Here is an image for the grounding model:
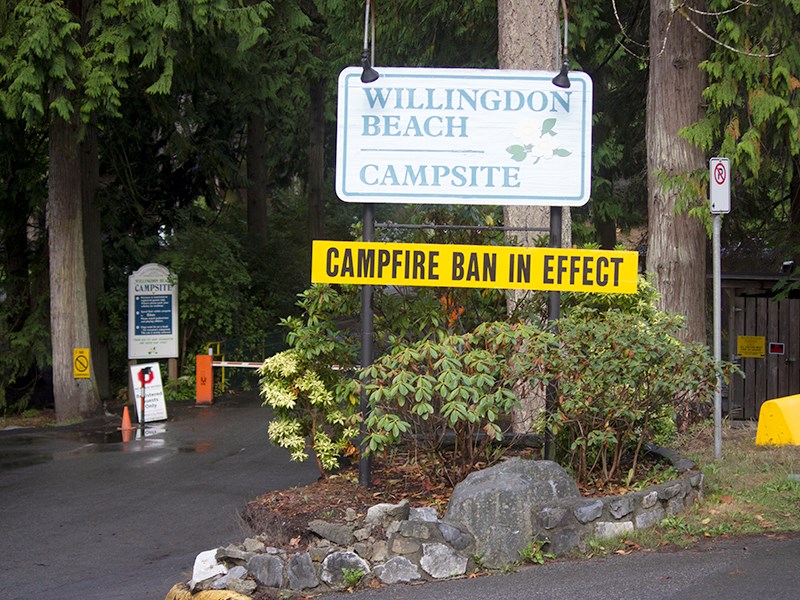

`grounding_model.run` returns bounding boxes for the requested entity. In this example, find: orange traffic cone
[118,406,134,442]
